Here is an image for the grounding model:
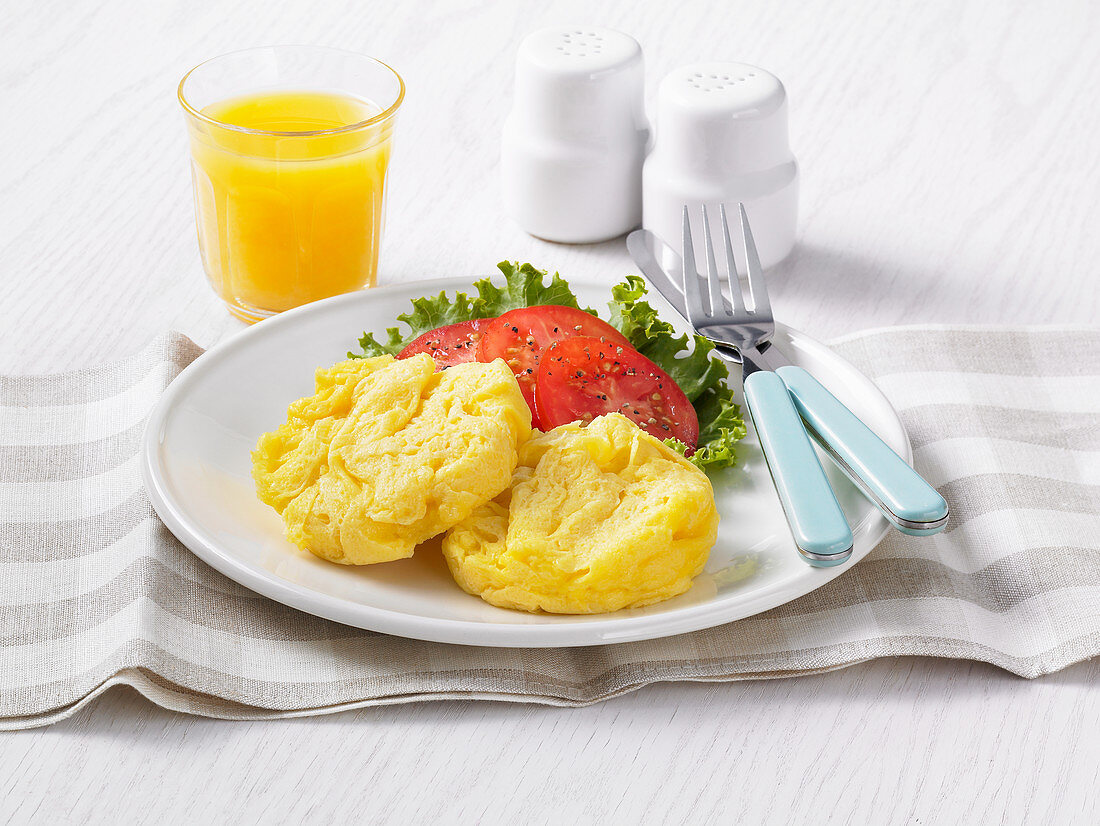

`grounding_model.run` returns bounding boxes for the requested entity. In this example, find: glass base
[219,285,373,323]
[223,298,279,325]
